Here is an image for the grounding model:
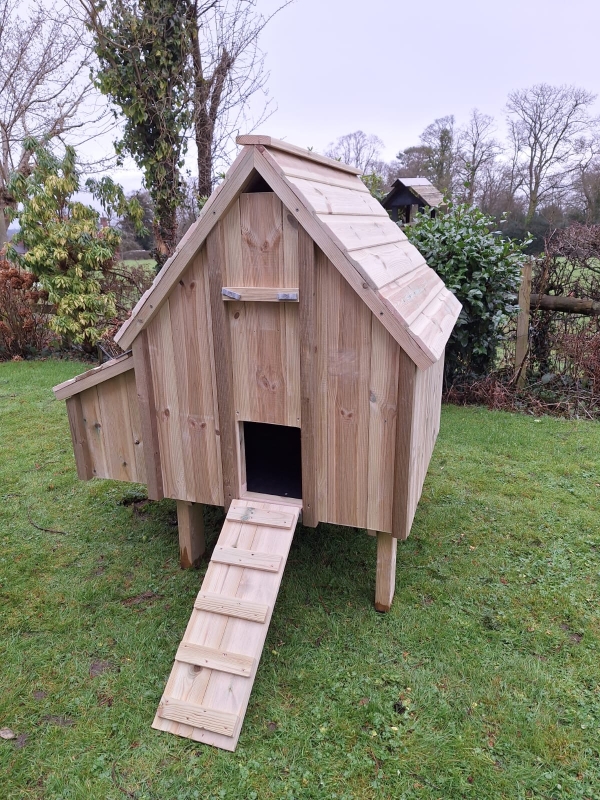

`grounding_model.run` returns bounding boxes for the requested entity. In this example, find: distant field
[120,258,156,271]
